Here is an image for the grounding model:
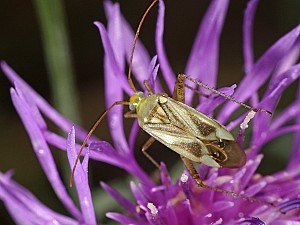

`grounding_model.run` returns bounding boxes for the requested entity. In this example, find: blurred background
[0,0,299,224]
